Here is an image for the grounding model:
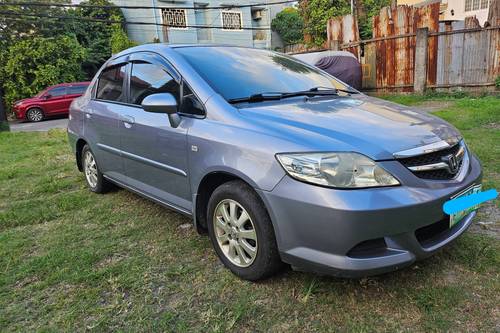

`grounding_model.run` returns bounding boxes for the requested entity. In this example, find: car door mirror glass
[141,93,178,114]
